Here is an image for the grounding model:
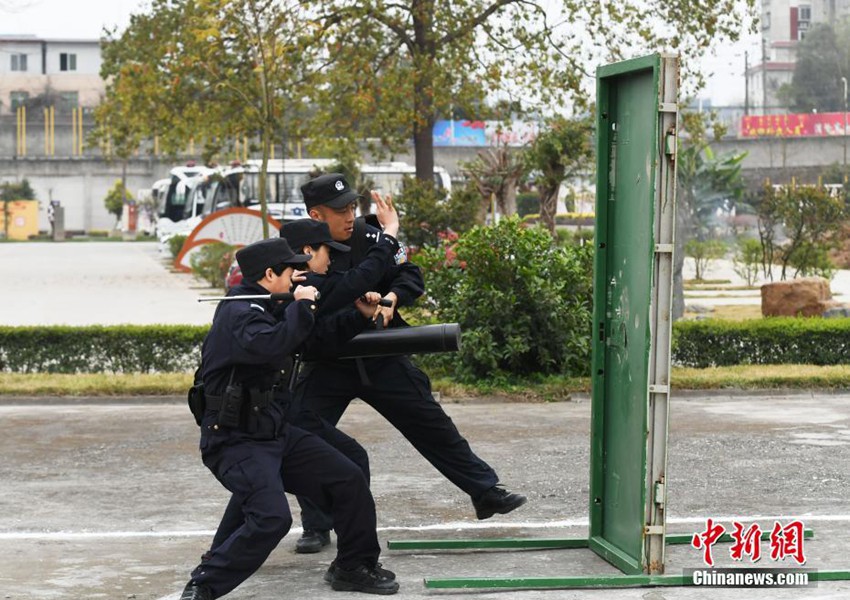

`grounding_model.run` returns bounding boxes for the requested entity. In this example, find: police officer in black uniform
[289,173,527,554]
[180,237,398,600]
